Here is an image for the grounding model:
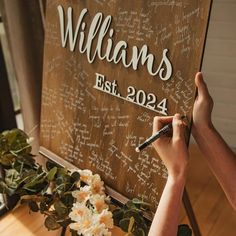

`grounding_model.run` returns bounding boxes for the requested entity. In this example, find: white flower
[86,223,112,236]
[91,174,105,195]
[97,209,114,229]
[70,217,94,235]
[79,169,93,185]
[69,169,114,235]
[69,222,80,231]
[90,194,108,213]
[72,185,91,203]
[69,202,91,222]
